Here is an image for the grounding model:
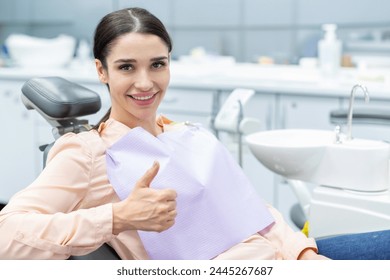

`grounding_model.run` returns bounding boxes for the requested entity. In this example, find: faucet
[346,84,370,140]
